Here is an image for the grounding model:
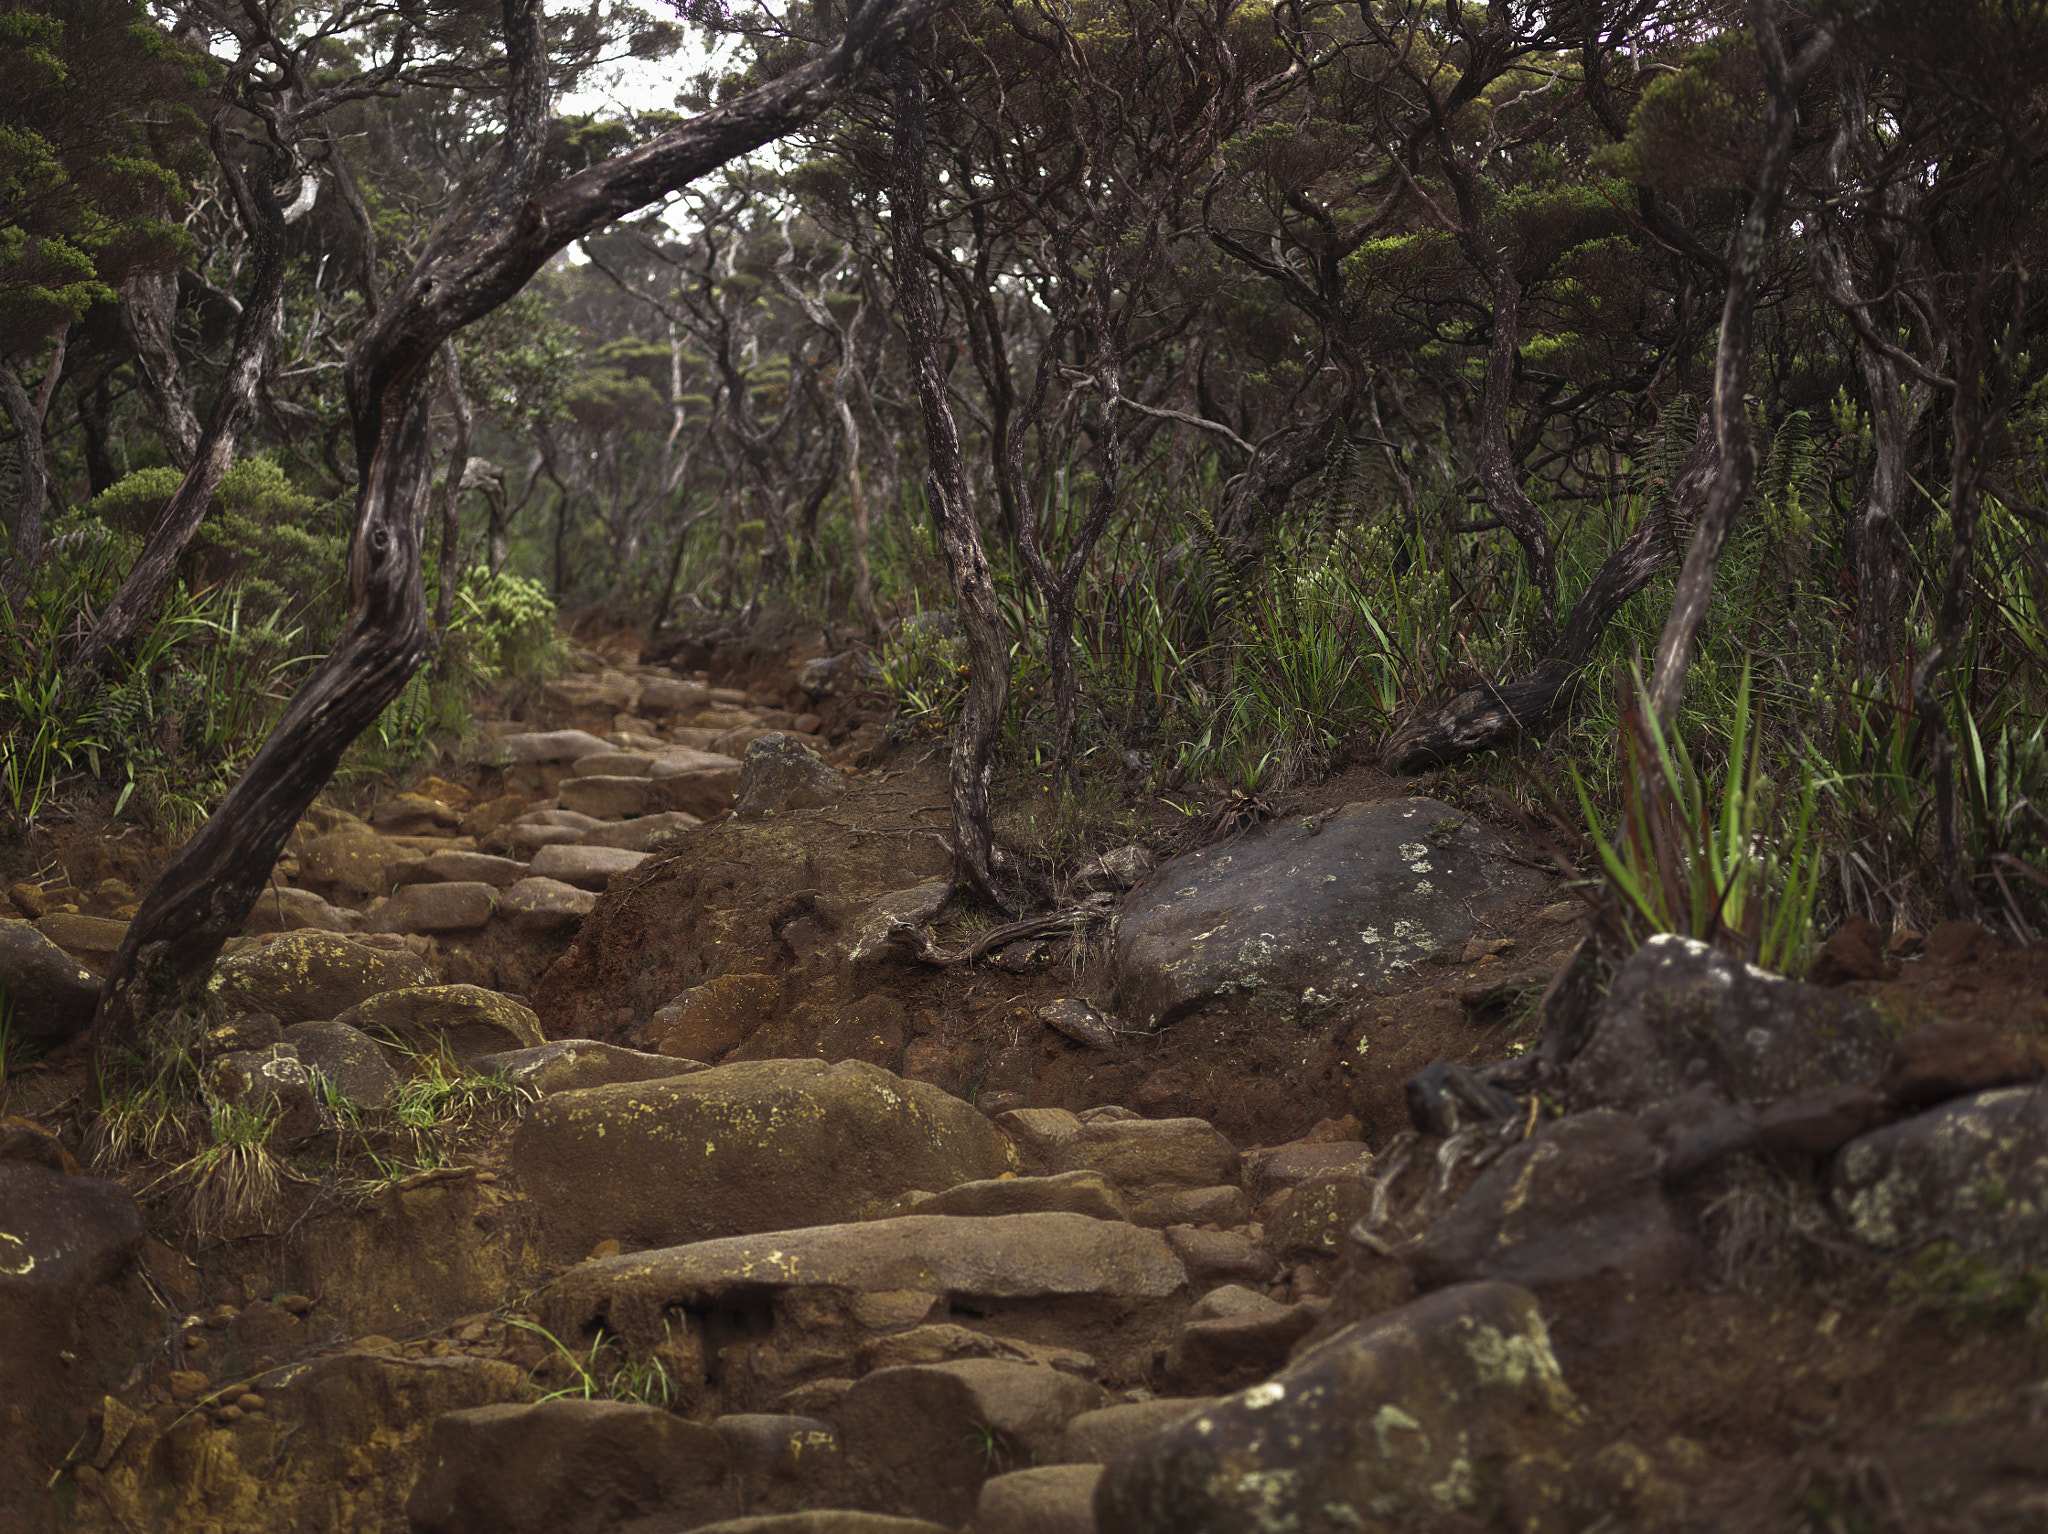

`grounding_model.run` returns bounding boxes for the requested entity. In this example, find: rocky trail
[6,629,2048,1533]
